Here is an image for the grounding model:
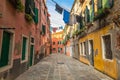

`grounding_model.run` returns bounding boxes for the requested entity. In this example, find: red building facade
[0,0,51,80]
[52,31,64,54]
